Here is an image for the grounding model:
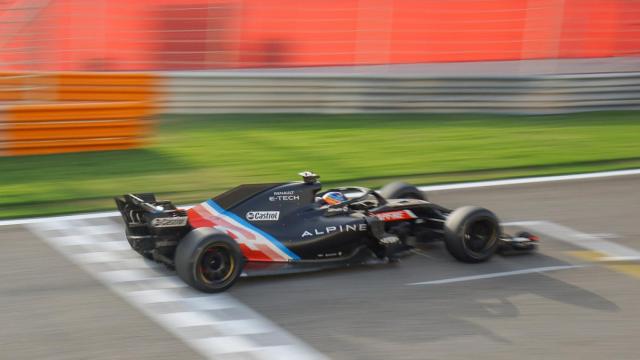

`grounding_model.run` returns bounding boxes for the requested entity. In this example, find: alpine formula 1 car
[115,172,537,292]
